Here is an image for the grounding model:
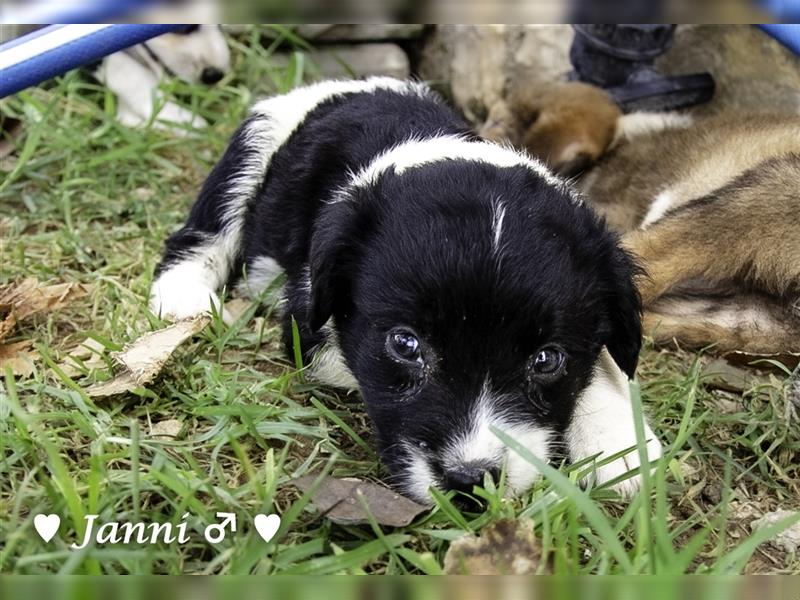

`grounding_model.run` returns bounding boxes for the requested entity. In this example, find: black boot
[569,24,715,112]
